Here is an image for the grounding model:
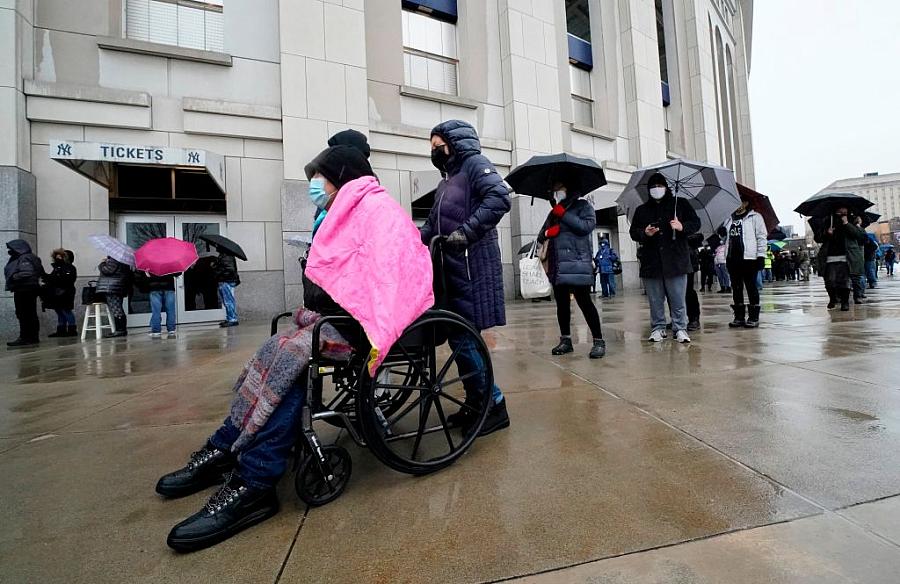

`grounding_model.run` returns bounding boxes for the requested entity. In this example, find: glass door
[175,216,227,324]
[118,215,174,328]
